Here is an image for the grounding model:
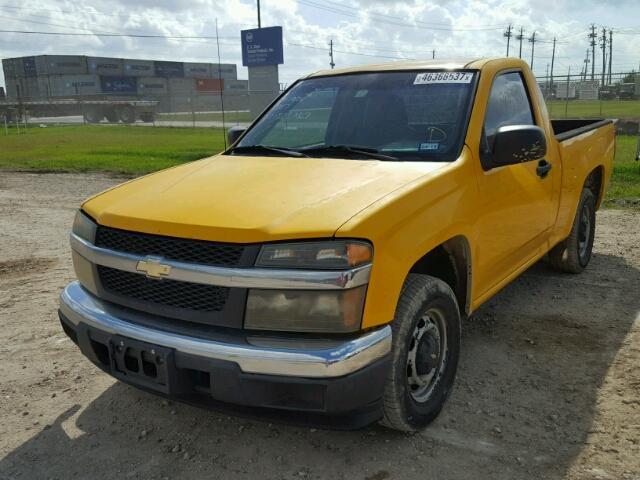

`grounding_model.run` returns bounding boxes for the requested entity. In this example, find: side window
[484,72,535,139]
